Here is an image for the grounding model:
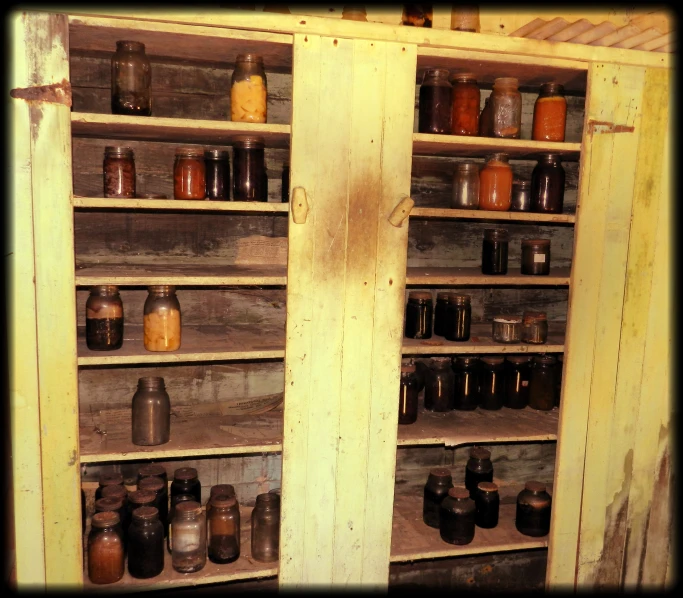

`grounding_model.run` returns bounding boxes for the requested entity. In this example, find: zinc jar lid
[236,53,263,63]
[534,354,558,365]
[210,484,236,498]
[540,82,564,95]
[91,511,120,528]
[448,486,471,500]
[138,477,164,493]
[128,490,156,505]
[523,311,547,324]
[132,506,159,522]
[175,146,204,157]
[232,135,265,149]
[204,149,230,160]
[137,376,165,389]
[477,481,498,493]
[481,356,504,366]
[525,480,547,493]
[174,467,198,481]
[408,291,432,302]
[99,472,124,487]
[139,463,167,479]
[95,497,124,512]
[470,447,491,460]
[429,467,452,480]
